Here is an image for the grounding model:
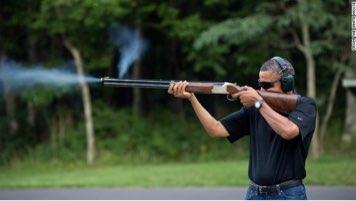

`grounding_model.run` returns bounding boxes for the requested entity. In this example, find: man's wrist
[188,94,195,102]
[254,98,264,110]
